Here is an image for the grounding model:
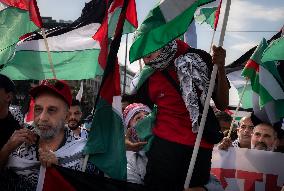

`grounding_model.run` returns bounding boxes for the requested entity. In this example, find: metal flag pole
[123,34,129,94]
[184,0,231,189]
[41,28,57,79]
